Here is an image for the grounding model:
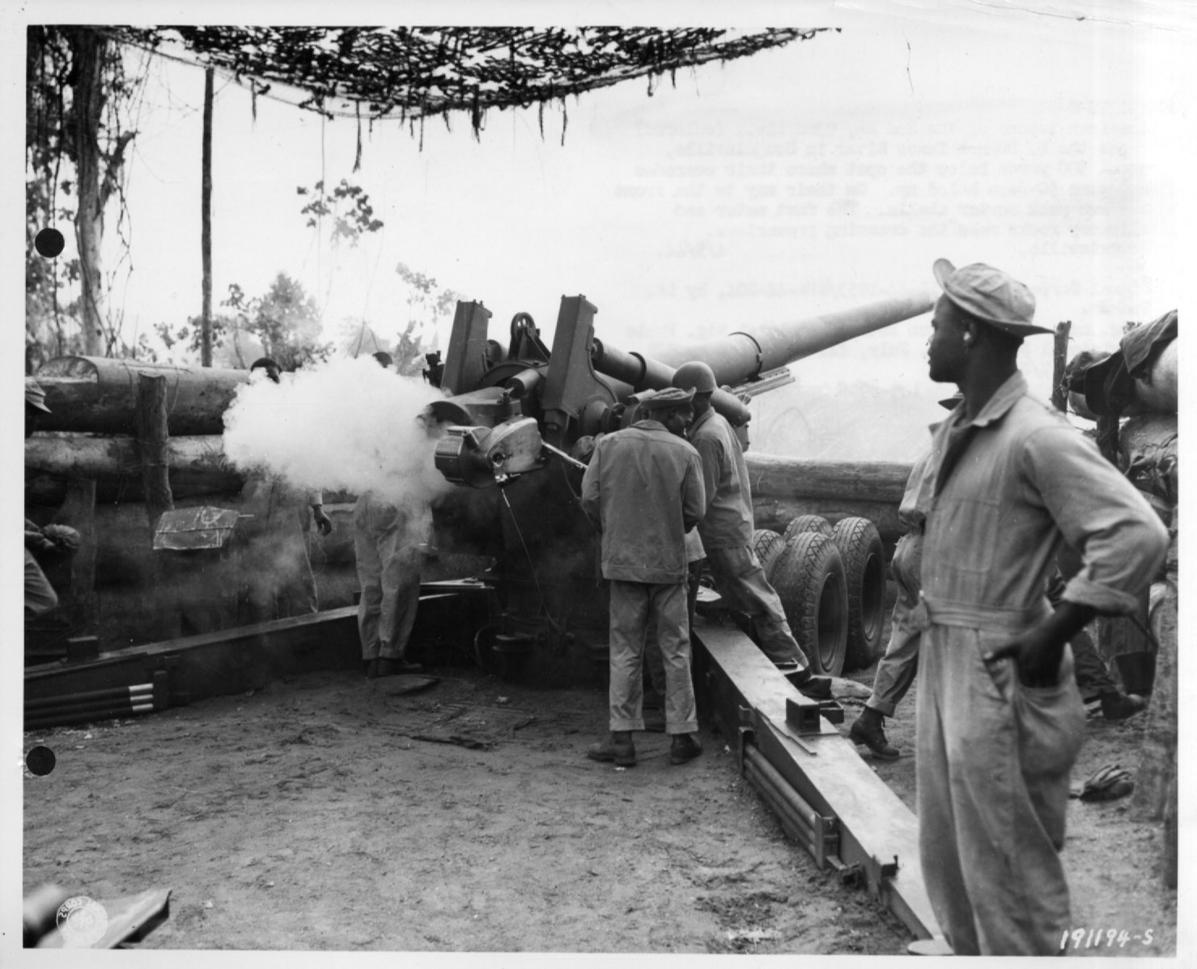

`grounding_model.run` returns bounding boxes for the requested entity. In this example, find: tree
[26,26,144,366]
[151,274,332,370]
[223,275,333,370]
[393,261,463,373]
